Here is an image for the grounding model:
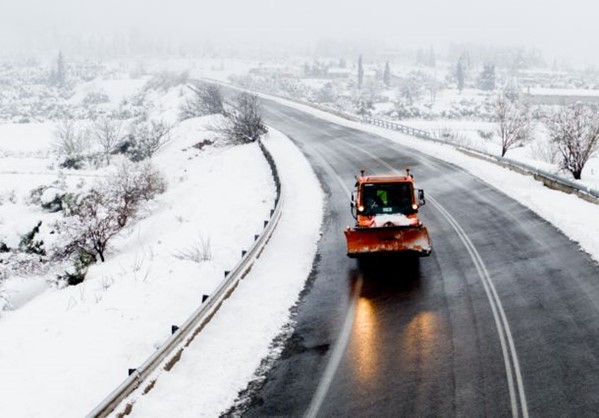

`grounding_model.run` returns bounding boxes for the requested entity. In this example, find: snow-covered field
[0,129,276,418]
[2,59,598,418]
[125,128,323,417]
[0,74,287,417]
